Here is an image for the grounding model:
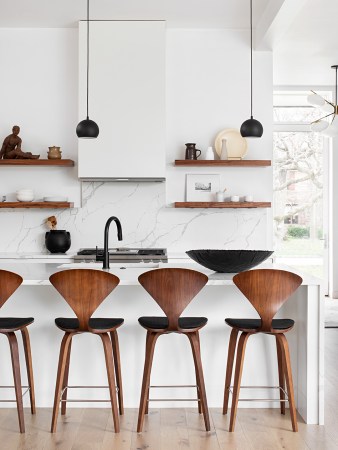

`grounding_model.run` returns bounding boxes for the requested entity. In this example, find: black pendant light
[76,0,99,138]
[240,0,263,138]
